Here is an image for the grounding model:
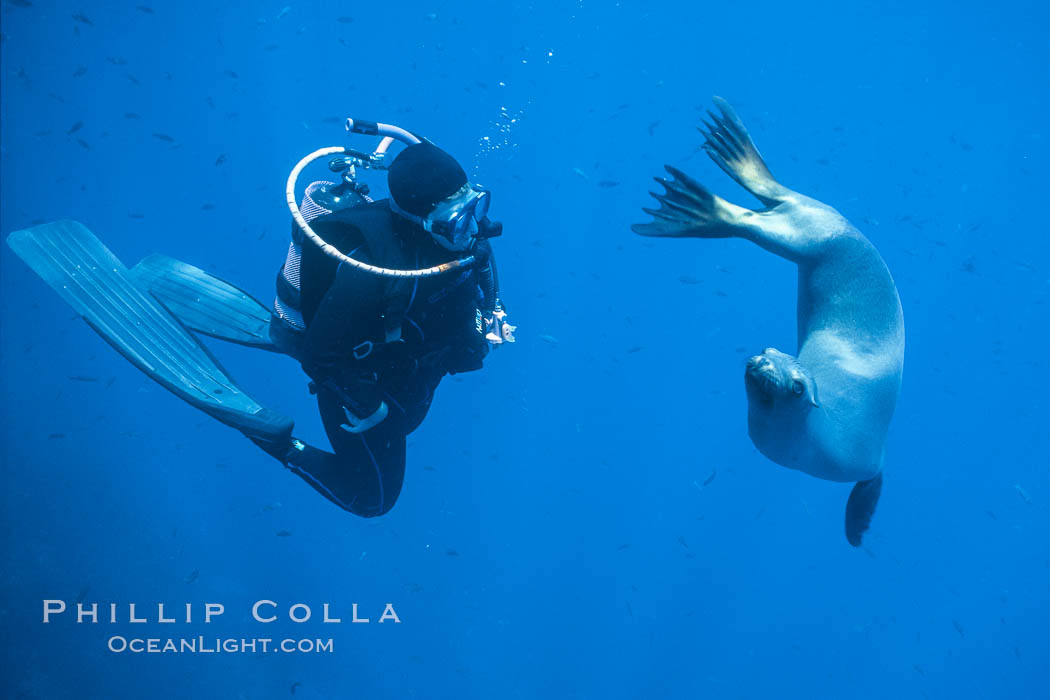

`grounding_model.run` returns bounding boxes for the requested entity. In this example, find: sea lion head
[744,347,820,409]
